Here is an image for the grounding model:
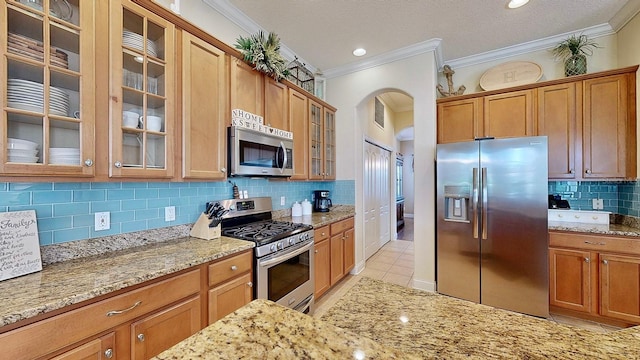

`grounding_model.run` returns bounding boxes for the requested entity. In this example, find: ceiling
[205,0,640,141]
